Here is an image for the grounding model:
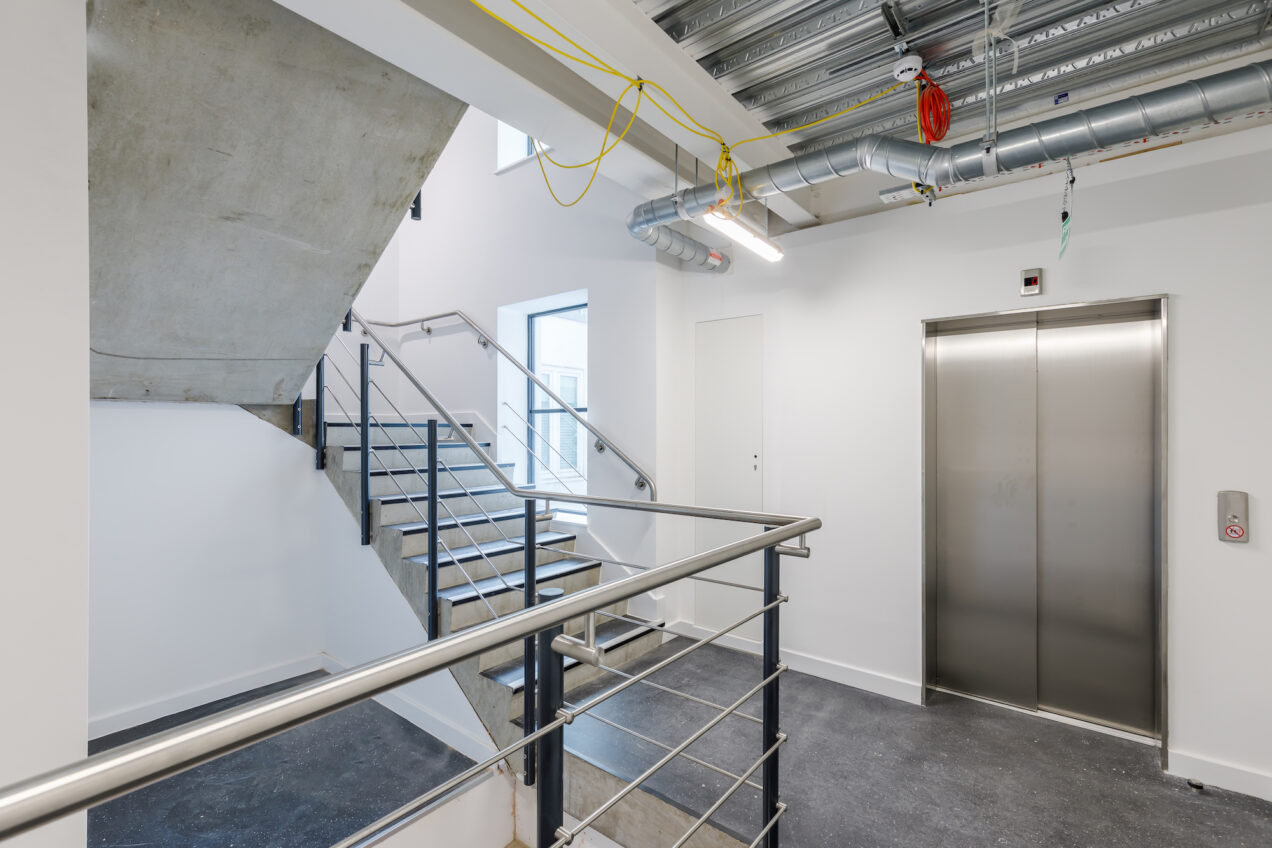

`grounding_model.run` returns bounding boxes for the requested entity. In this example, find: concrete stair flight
[314,417,742,847]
